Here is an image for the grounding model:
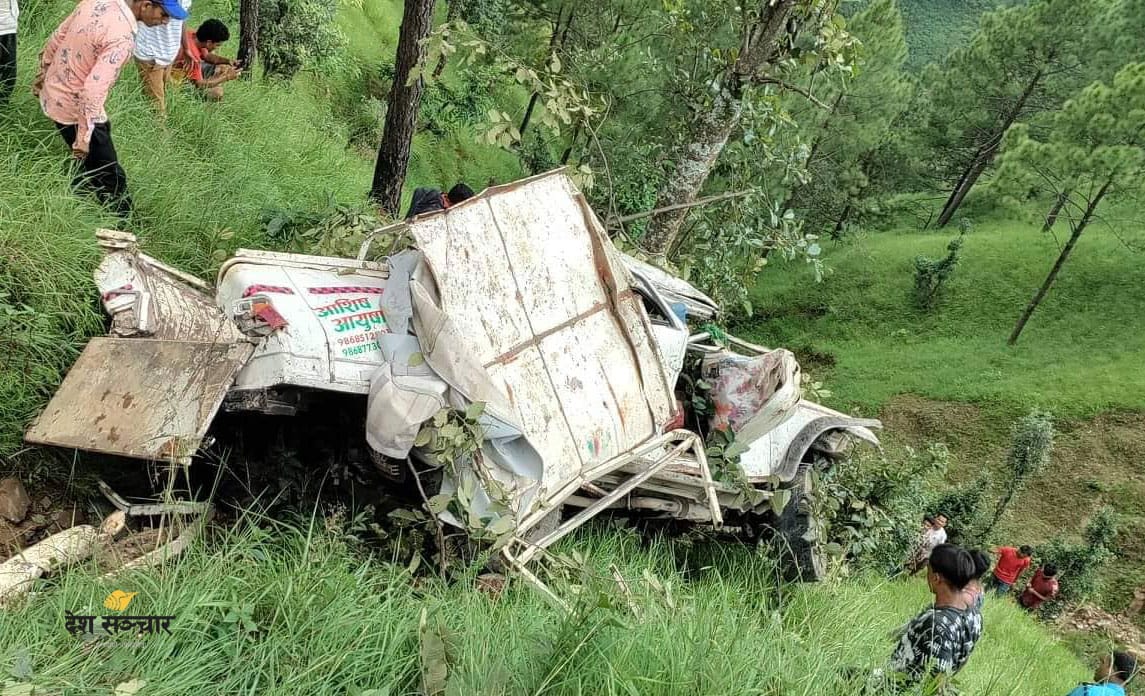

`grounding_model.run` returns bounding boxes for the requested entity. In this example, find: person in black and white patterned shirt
[888,544,984,692]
